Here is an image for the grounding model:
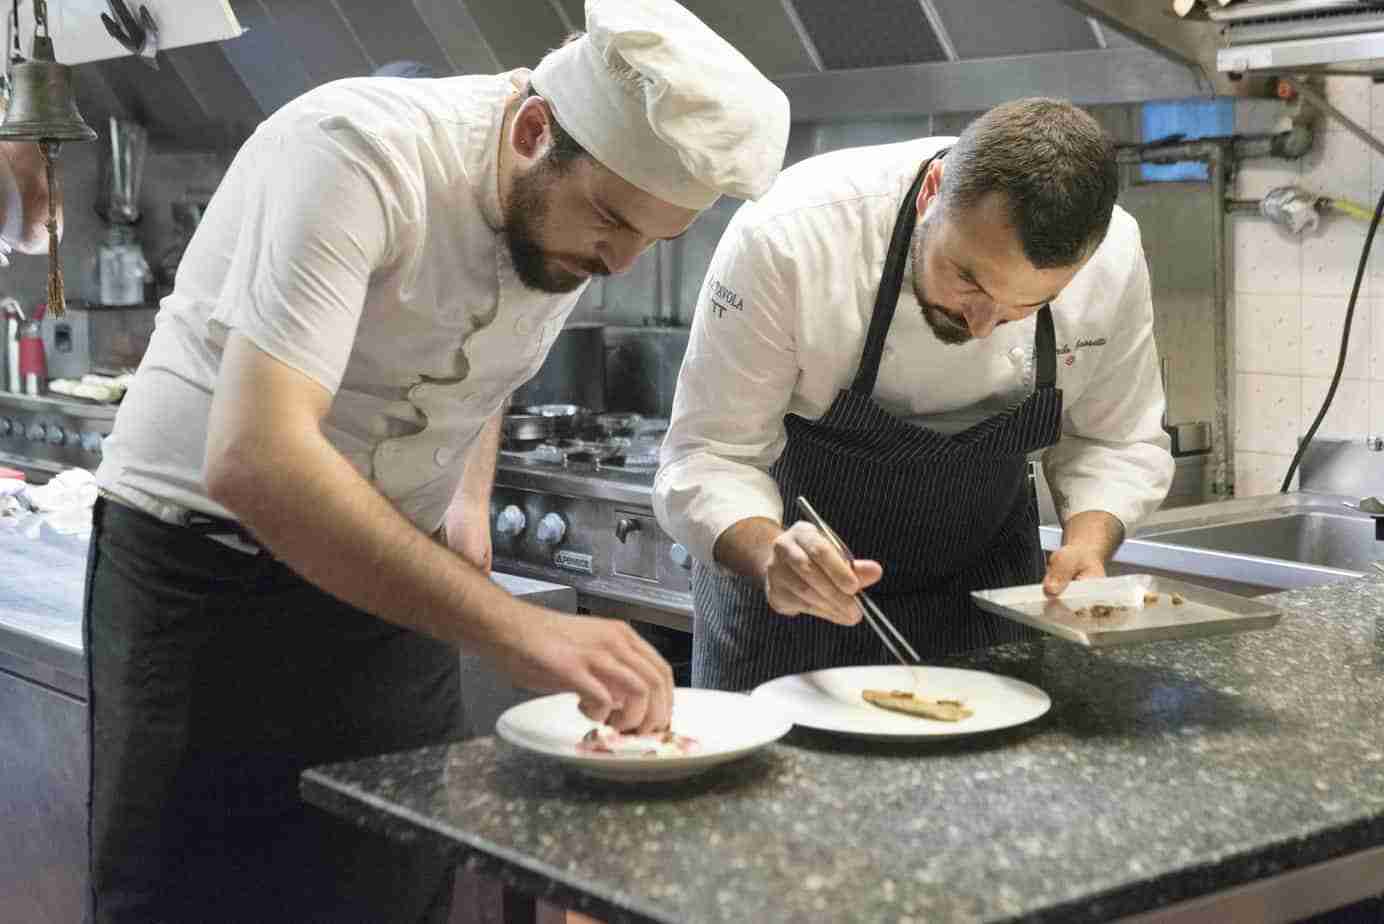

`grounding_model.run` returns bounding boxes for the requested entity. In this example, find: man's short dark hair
[939,98,1119,269]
